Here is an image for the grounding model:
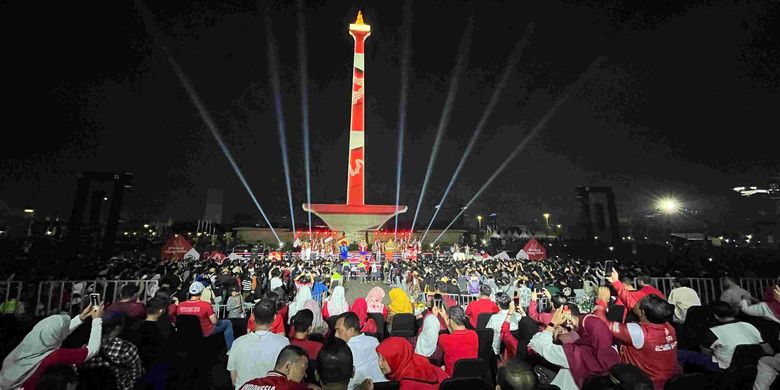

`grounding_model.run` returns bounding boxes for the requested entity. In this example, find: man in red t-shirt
[435,305,479,375]
[239,345,310,390]
[608,270,666,310]
[176,281,235,351]
[465,284,499,328]
[289,308,322,360]
[594,287,680,390]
